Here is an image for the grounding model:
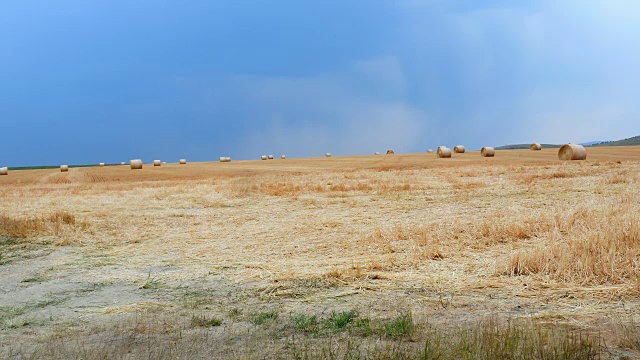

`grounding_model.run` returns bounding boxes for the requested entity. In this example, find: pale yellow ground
[1,147,639,350]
